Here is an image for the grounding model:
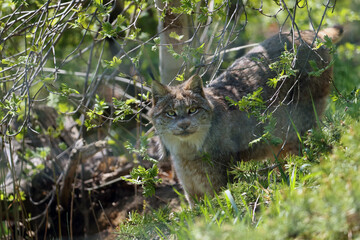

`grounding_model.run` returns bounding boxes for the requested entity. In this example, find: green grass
[116,115,360,240]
